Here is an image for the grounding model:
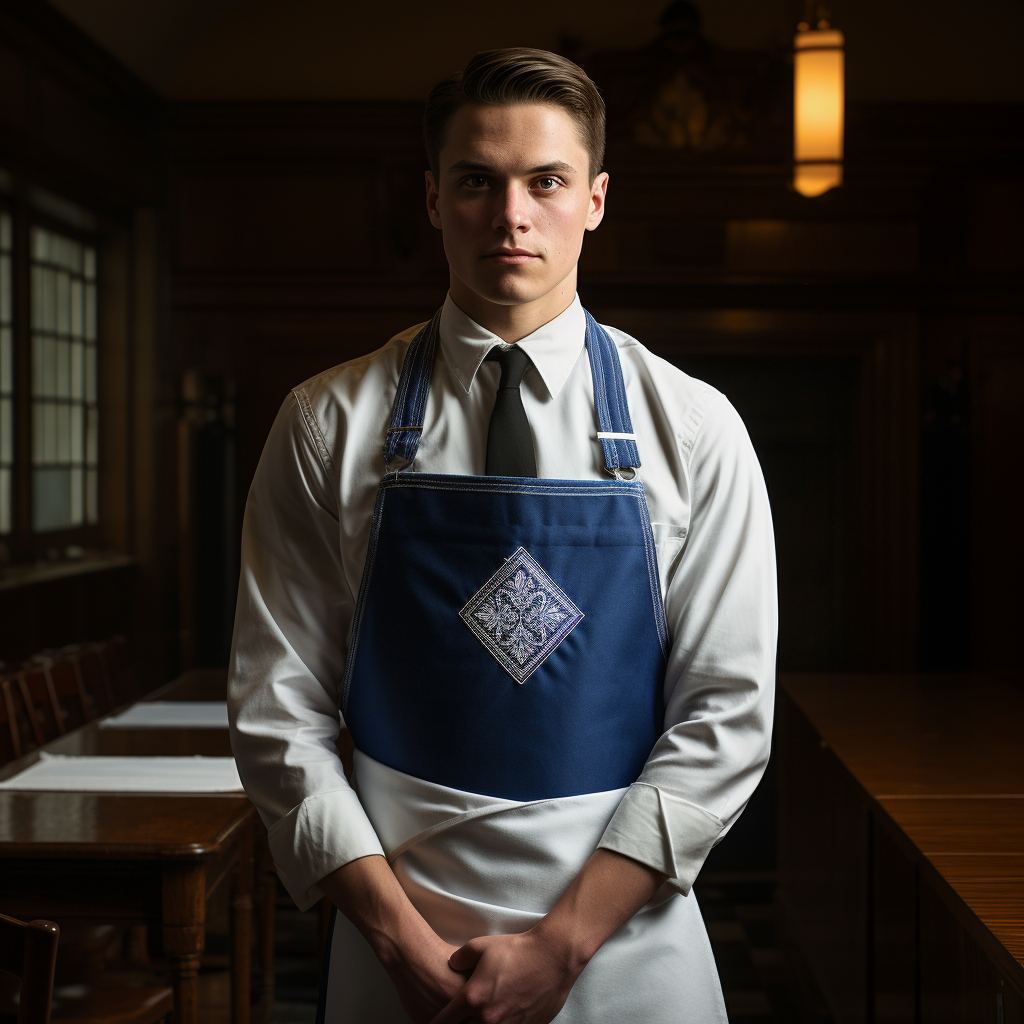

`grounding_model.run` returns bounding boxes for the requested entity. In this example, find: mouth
[484,248,540,264]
